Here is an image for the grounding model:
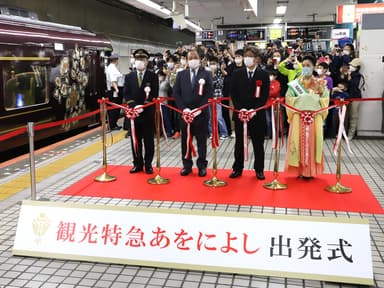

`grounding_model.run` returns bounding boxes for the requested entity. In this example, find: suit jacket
[230,66,270,111]
[123,69,159,121]
[173,67,213,112]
